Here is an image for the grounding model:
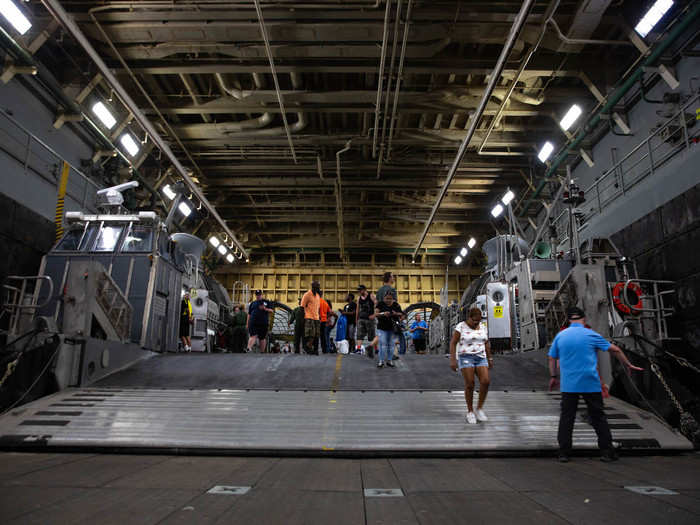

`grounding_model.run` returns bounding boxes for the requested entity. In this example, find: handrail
[553,92,699,246]
[1,110,100,191]
[3,276,54,309]
[586,92,699,199]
